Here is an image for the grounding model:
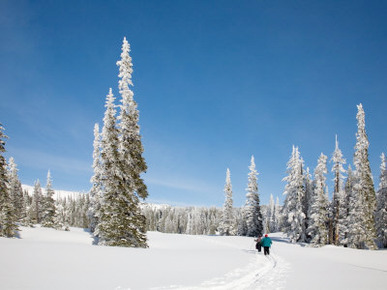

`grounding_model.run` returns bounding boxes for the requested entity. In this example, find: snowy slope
[1,227,386,290]
[22,184,84,200]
